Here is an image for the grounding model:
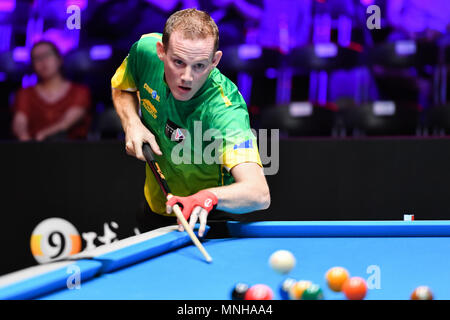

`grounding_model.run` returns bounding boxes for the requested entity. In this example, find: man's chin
[172,90,194,101]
